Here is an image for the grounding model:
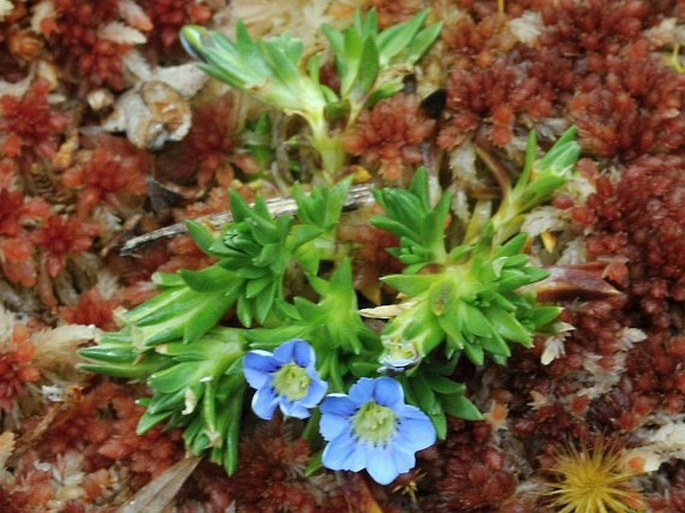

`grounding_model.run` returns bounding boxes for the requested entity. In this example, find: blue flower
[319,377,436,485]
[243,339,327,420]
